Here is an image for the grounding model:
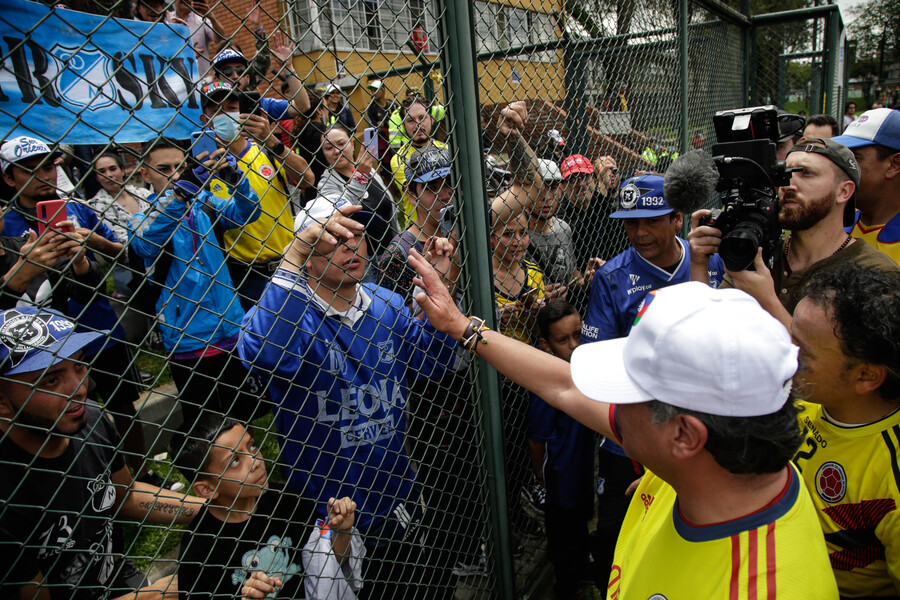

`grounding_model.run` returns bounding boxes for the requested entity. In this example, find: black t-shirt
[0,403,126,600]
[178,489,318,599]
